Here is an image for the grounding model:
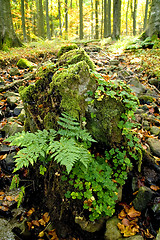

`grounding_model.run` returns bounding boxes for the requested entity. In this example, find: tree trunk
[101,0,104,39]
[65,0,68,39]
[143,0,149,30]
[103,0,107,38]
[79,0,83,39]
[95,0,99,39]
[58,0,62,36]
[107,0,111,36]
[46,0,51,40]
[143,0,160,38]
[91,0,94,38]
[0,0,22,50]
[113,0,121,40]
[21,0,27,42]
[133,0,137,36]
[126,0,129,35]
[38,0,45,38]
